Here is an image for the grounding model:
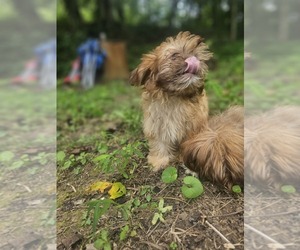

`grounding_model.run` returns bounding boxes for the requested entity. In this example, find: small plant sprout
[57,151,66,162]
[169,241,178,250]
[94,229,111,250]
[232,185,242,193]
[86,199,114,233]
[151,198,172,225]
[181,176,204,199]
[161,166,178,184]
[119,225,130,241]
